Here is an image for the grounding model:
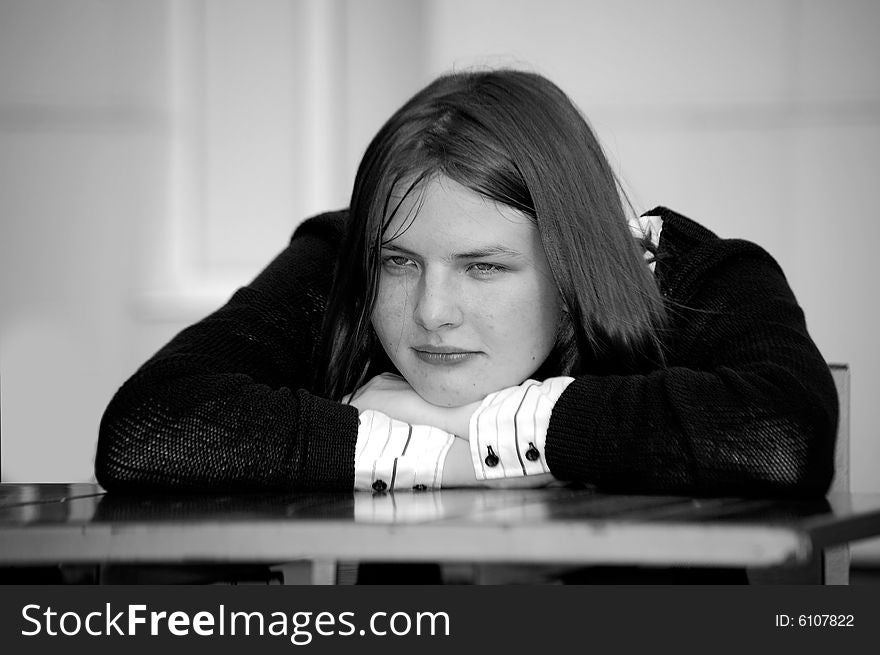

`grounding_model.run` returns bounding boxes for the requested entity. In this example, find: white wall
[1,0,878,559]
